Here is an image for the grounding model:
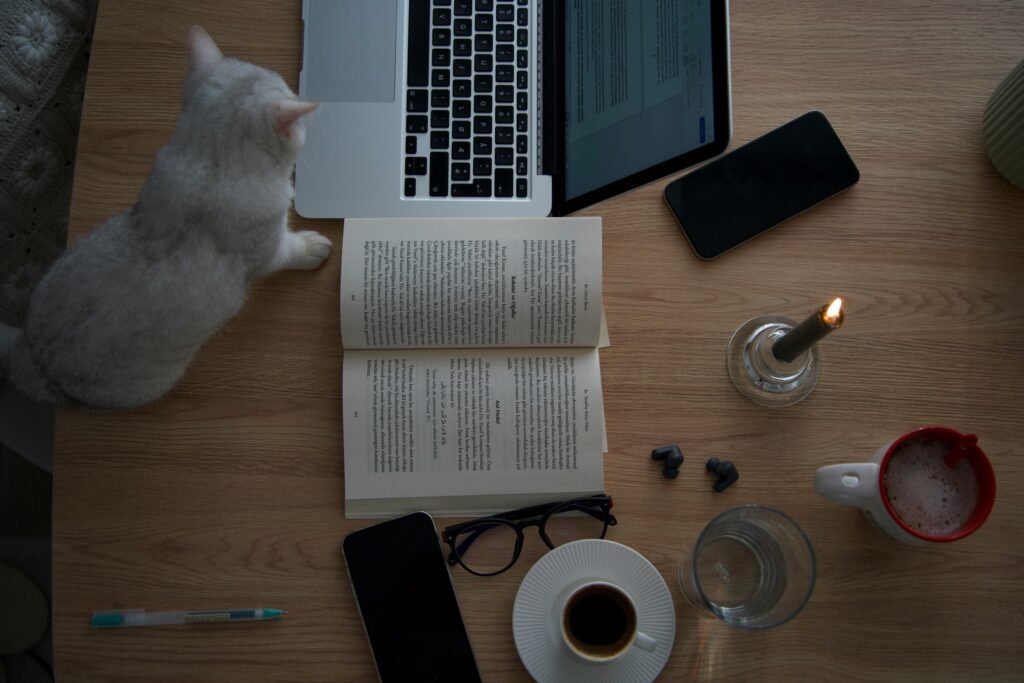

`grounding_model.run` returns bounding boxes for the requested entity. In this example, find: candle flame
[823,297,843,325]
